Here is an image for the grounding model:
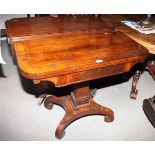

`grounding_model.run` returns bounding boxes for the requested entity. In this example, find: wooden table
[114,15,155,126]
[115,16,155,97]
[5,15,149,139]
